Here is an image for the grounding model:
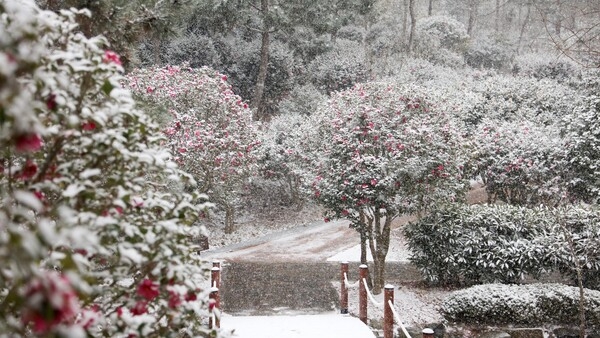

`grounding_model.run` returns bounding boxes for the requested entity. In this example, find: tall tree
[306,83,468,294]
